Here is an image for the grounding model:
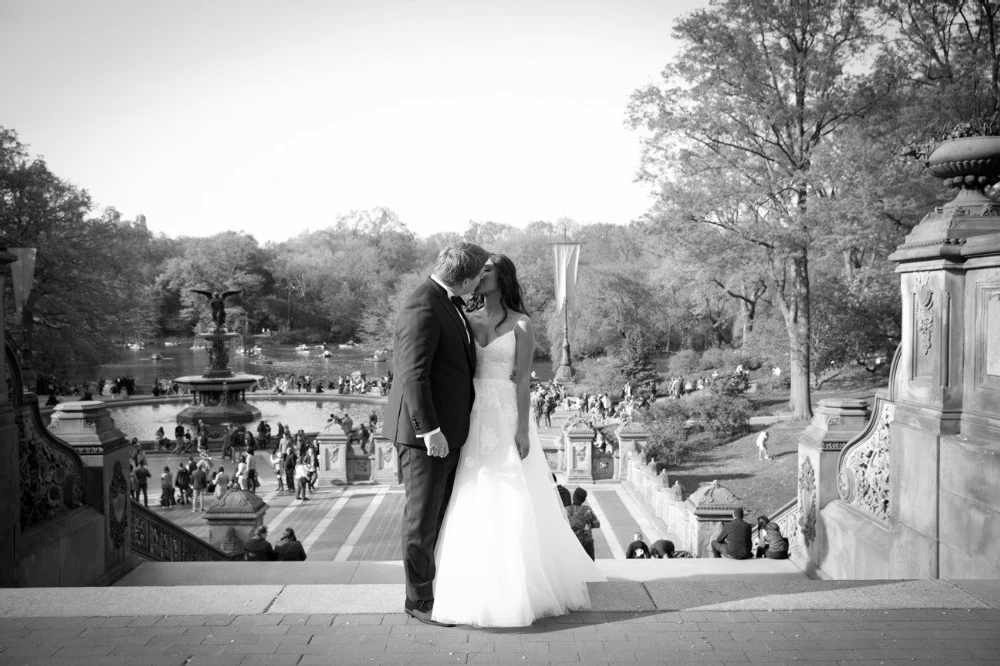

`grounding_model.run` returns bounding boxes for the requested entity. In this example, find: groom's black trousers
[397,443,461,602]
